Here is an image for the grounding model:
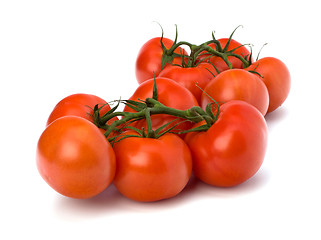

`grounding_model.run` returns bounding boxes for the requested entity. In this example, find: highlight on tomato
[245,57,291,113]
[37,116,116,199]
[158,62,216,103]
[46,93,118,126]
[185,100,268,187]
[112,131,193,202]
[135,37,187,84]
[201,69,269,116]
